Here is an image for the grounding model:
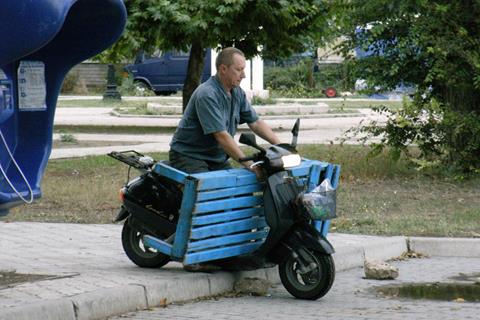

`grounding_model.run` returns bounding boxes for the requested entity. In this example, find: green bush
[346,99,480,174]
[265,59,354,98]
